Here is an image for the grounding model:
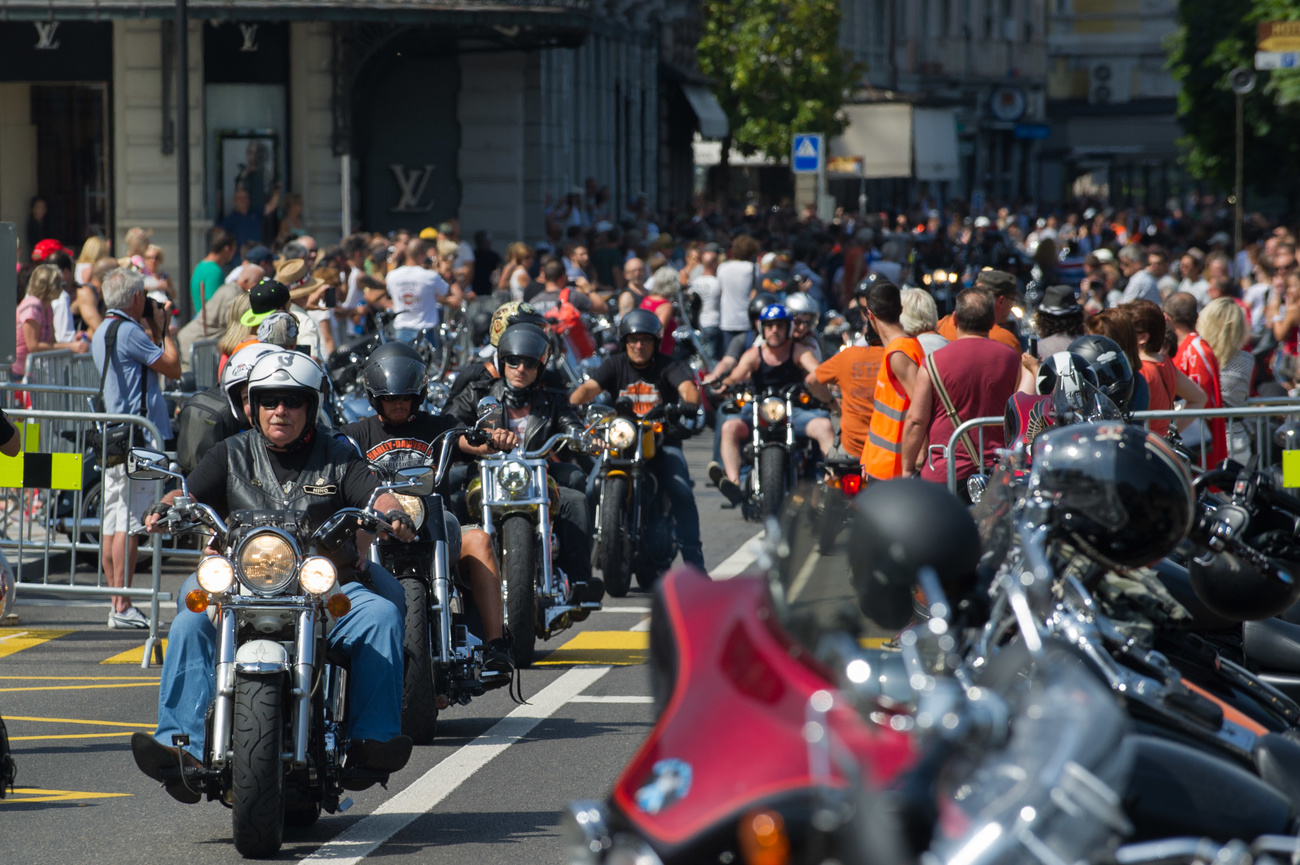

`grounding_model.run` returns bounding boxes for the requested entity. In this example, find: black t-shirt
[471,247,502,296]
[186,433,378,520]
[341,412,459,471]
[592,353,691,414]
